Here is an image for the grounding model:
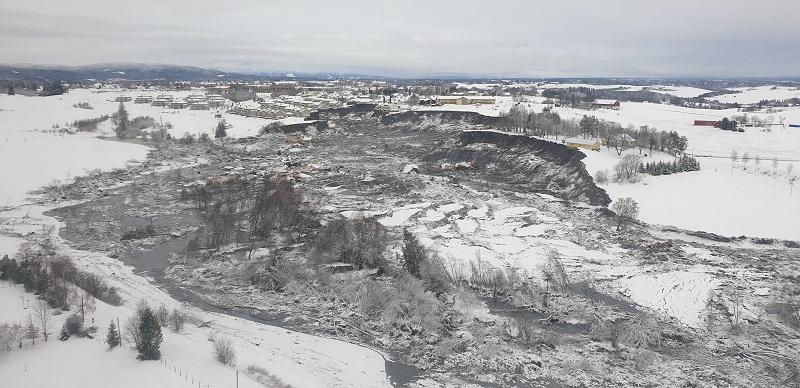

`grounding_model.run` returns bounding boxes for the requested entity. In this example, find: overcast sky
[1,0,798,77]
